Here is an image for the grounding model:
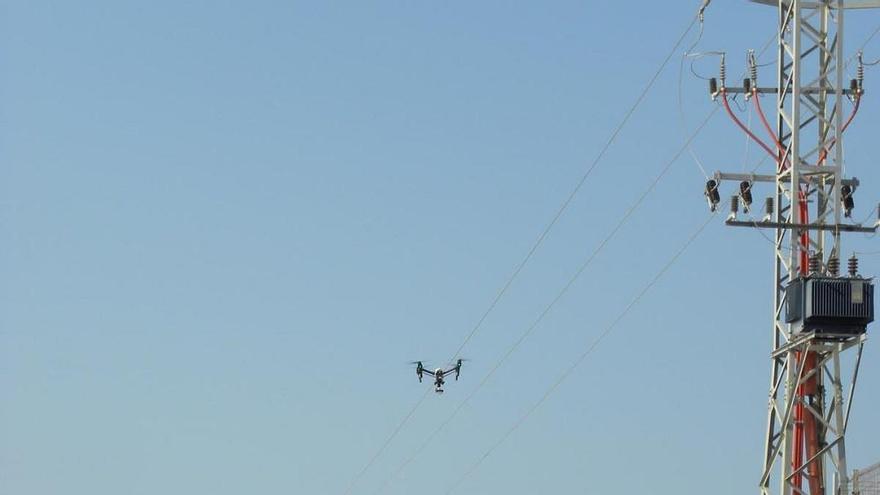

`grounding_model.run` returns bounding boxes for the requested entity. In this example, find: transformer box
[785,276,874,335]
